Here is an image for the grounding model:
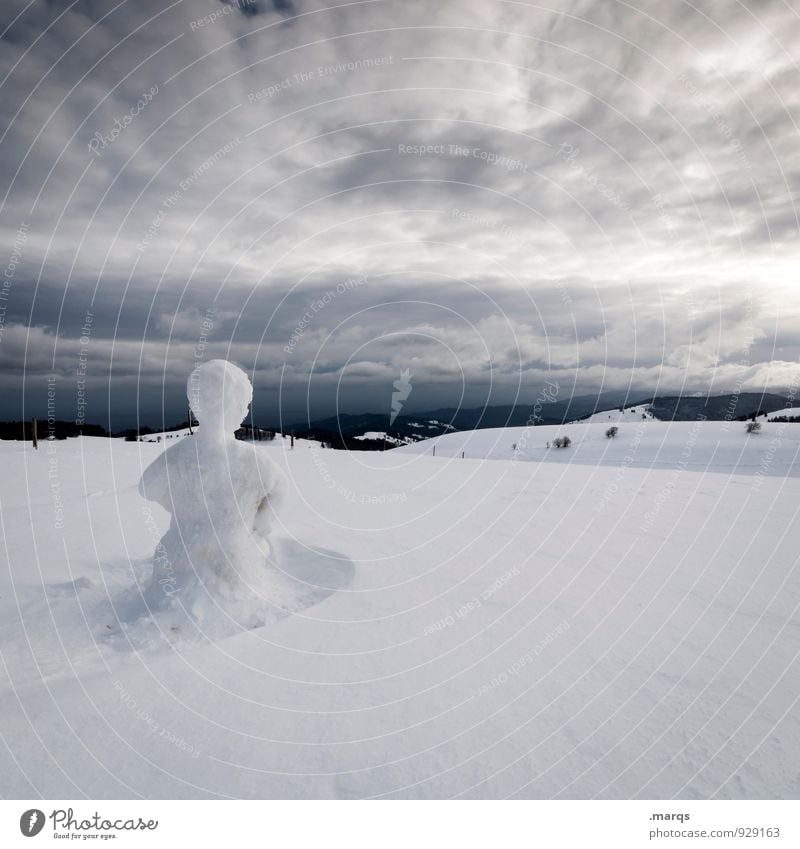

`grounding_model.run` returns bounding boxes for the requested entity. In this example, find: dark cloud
[0,0,797,427]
